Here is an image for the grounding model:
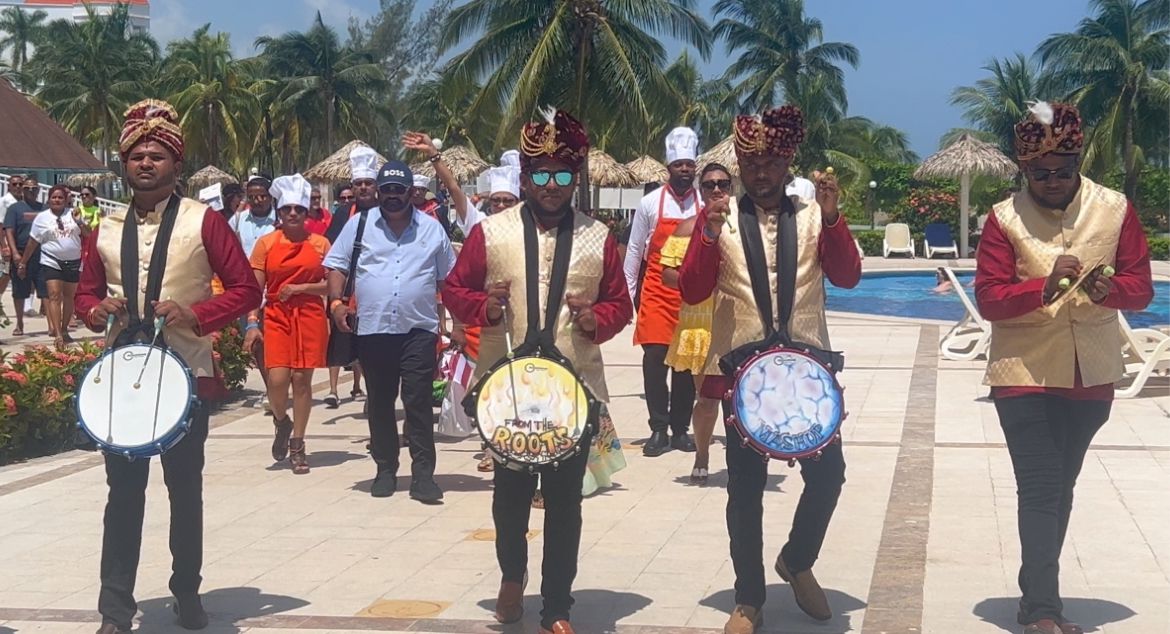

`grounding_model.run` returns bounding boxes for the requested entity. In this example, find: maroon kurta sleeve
[1099,202,1154,311]
[589,234,633,344]
[818,214,861,288]
[75,229,107,327]
[442,224,492,326]
[679,207,721,305]
[190,210,262,336]
[975,212,1047,321]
